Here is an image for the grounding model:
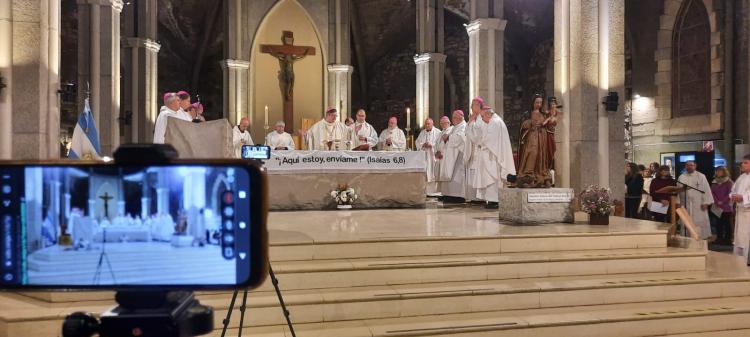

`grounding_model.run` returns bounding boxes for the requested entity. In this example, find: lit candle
[406,107,411,129]
[264,105,269,127]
